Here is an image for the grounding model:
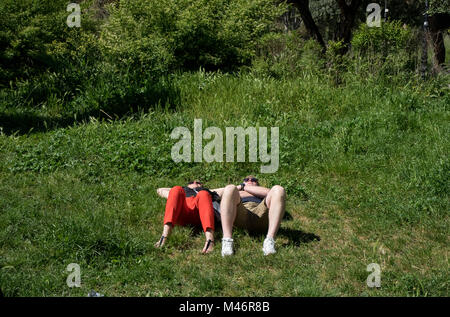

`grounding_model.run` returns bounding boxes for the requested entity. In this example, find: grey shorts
[234,198,269,233]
